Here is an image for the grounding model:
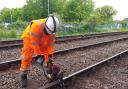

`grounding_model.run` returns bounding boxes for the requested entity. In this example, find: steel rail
[0,36,128,71]
[39,47,128,89]
[0,31,128,48]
